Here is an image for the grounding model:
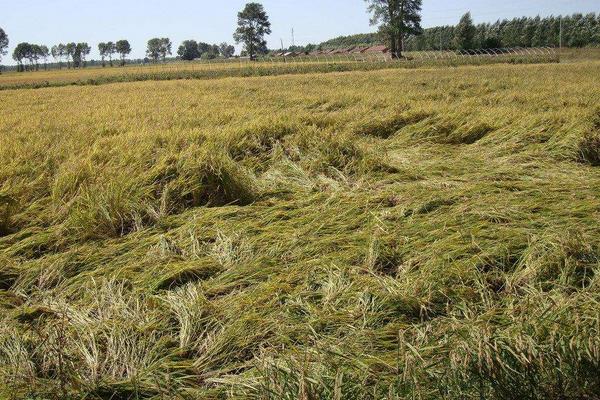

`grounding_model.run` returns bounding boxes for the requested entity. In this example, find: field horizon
[0,48,564,91]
